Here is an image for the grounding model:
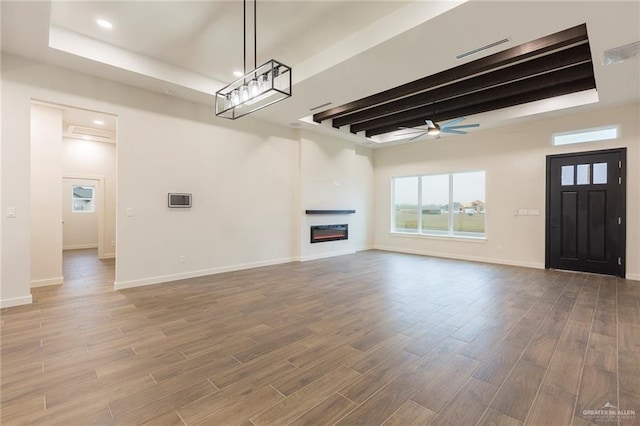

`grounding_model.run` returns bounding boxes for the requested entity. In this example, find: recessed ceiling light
[96,19,113,29]
[233,70,244,77]
[93,119,104,126]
